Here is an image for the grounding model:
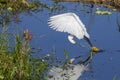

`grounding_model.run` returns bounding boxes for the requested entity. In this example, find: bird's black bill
[84,36,93,47]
